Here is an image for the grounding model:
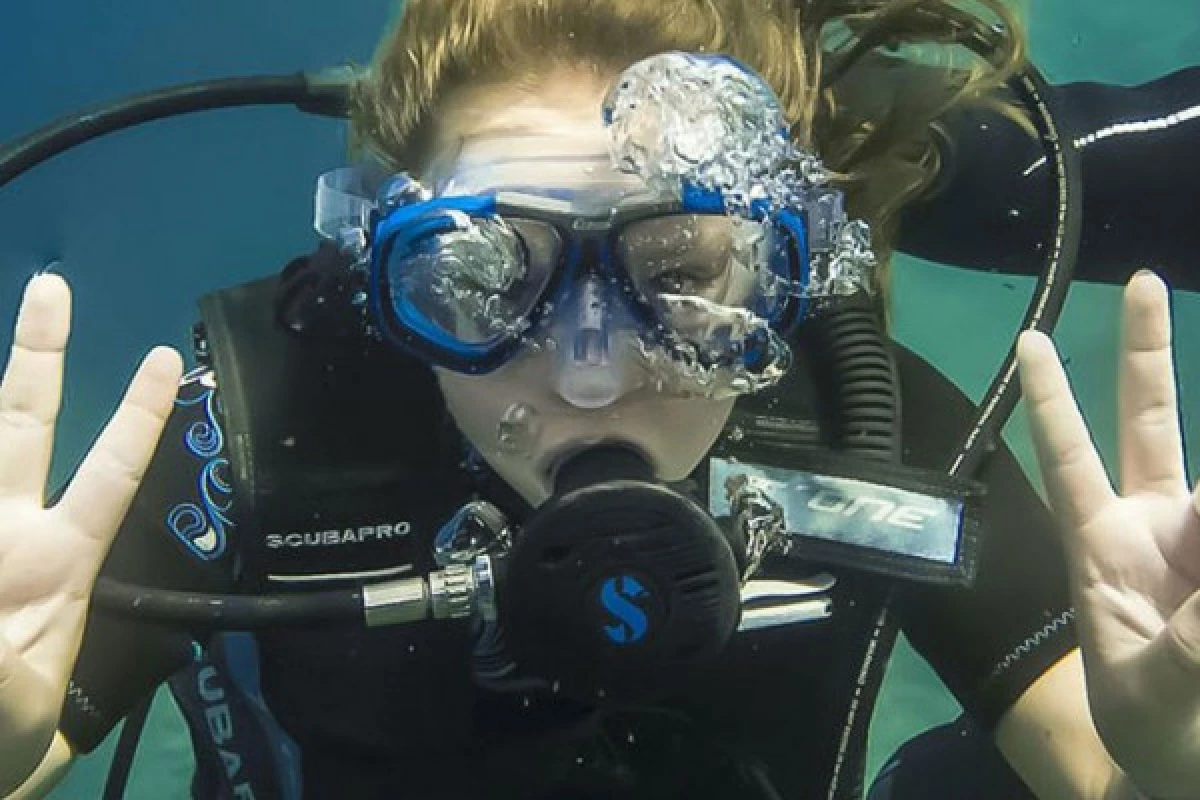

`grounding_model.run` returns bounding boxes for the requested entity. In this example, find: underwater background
[0,0,1196,796]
